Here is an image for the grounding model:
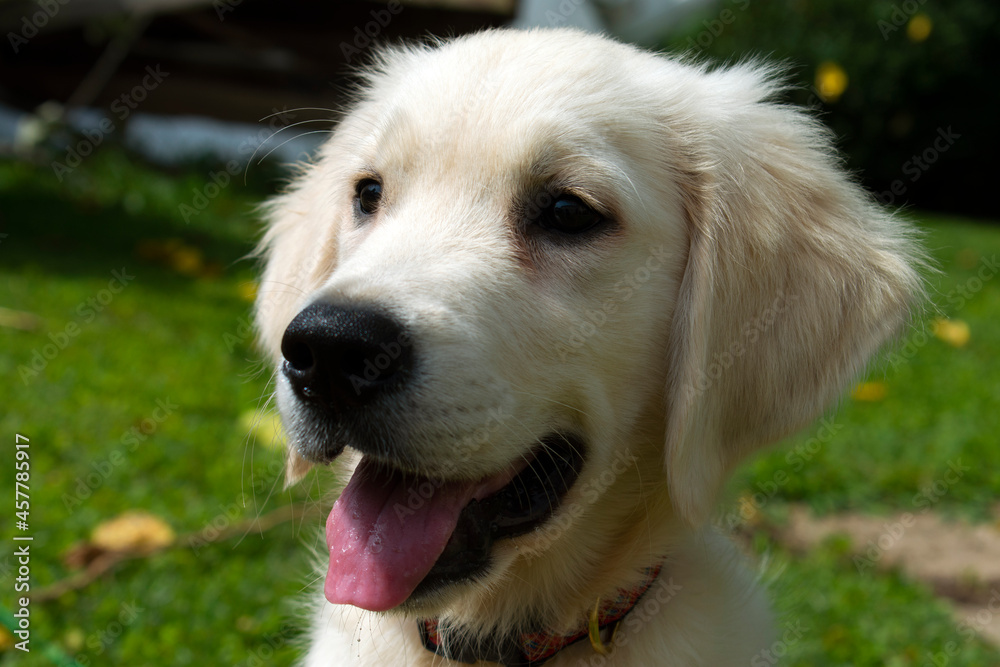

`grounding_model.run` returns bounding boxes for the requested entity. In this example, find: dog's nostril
[283,340,315,372]
[280,303,412,408]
